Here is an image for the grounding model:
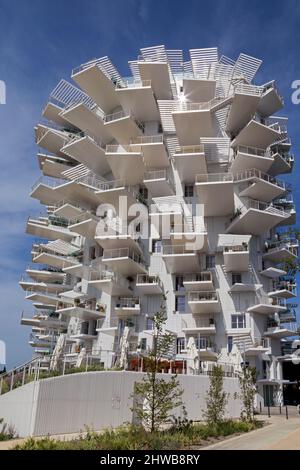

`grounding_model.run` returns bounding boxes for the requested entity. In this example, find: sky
[0,0,300,369]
